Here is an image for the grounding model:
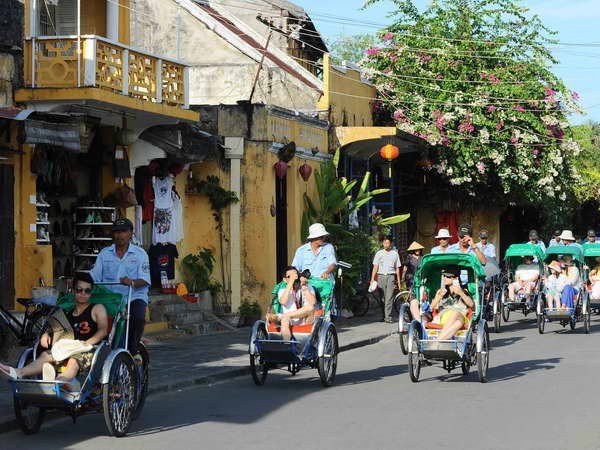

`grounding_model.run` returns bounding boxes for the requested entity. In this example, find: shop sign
[24,117,96,153]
